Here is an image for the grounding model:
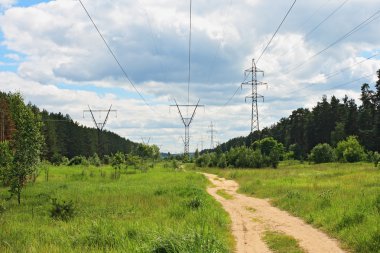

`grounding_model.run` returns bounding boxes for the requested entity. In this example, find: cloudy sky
[0,0,379,153]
